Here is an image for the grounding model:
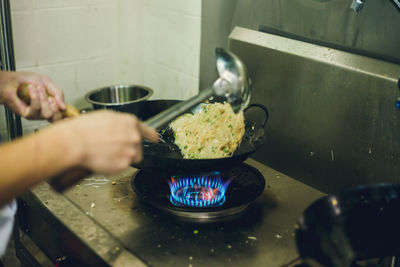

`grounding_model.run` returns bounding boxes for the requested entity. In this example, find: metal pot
[295,183,400,267]
[85,84,153,111]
